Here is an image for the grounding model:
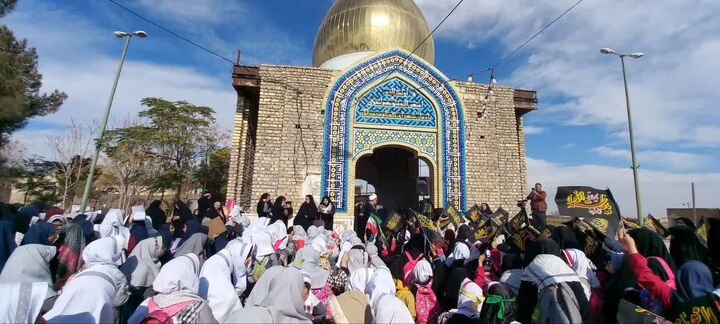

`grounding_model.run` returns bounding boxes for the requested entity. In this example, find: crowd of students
[0,197,718,324]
